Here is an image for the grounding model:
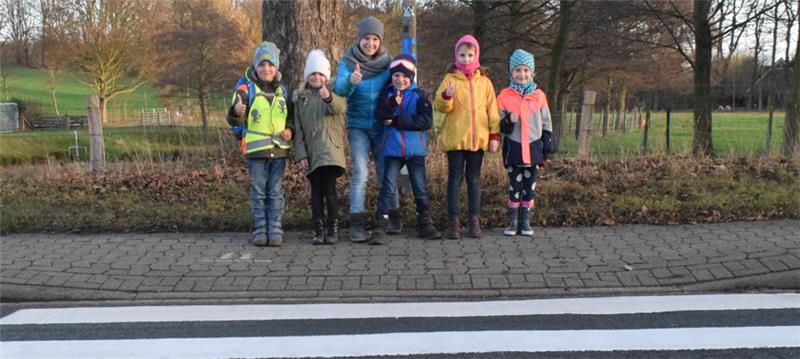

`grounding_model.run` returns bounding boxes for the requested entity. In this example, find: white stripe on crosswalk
[2,326,798,359]
[1,293,798,325]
